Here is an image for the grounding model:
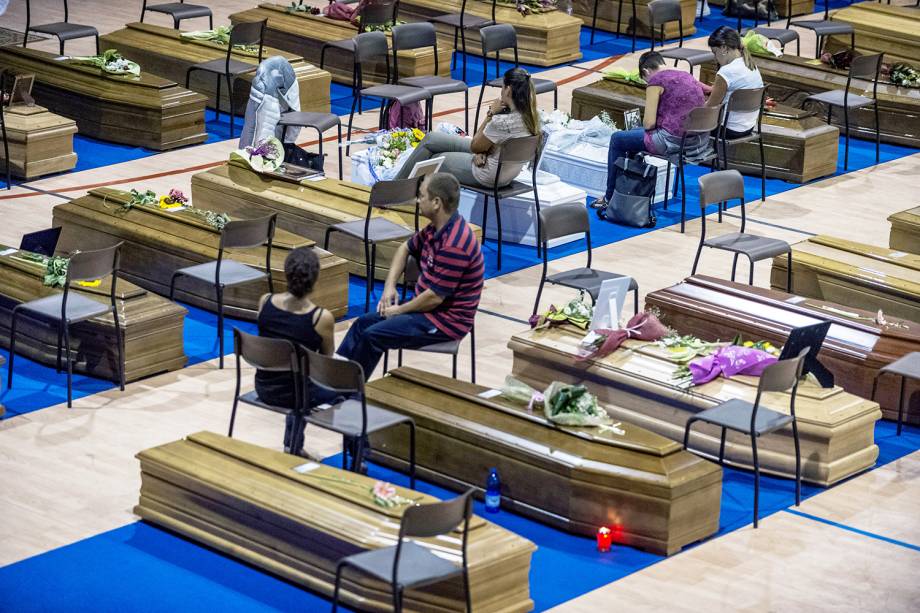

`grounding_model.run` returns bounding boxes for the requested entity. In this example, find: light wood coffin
[51,188,350,320]
[365,367,722,556]
[191,163,482,279]
[0,46,208,151]
[0,245,187,383]
[100,22,331,114]
[570,78,839,183]
[645,275,920,425]
[888,206,920,255]
[508,326,881,487]
[396,0,582,67]
[135,432,536,613]
[771,235,920,325]
[568,0,698,39]
[825,2,920,67]
[699,55,920,149]
[705,0,813,18]
[230,5,453,86]
[0,104,77,179]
